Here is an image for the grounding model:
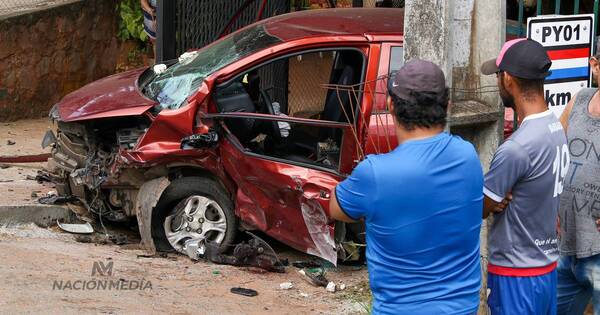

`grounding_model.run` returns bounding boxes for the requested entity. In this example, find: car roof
[259,8,404,41]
